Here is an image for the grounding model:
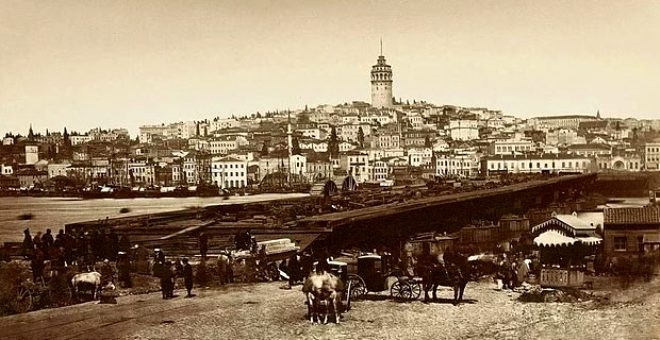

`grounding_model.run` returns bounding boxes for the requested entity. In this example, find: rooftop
[567,143,611,151]
[482,153,589,161]
[604,206,660,225]
[533,115,596,120]
[531,212,598,235]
